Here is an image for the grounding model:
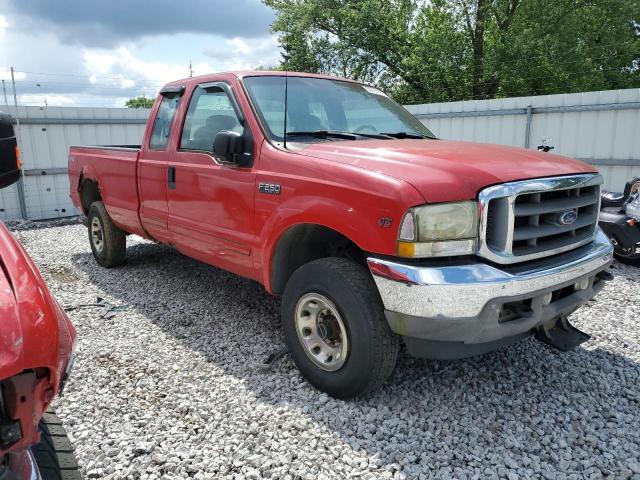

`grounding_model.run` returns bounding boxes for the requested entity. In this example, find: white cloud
[0,3,282,107]
[0,15,26,81]
[4,0,275,48]
[0,69,26,81]
[206,35,281,70]
[82,51,118,75]
[227,38,251,55]
[82,47,211,97]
